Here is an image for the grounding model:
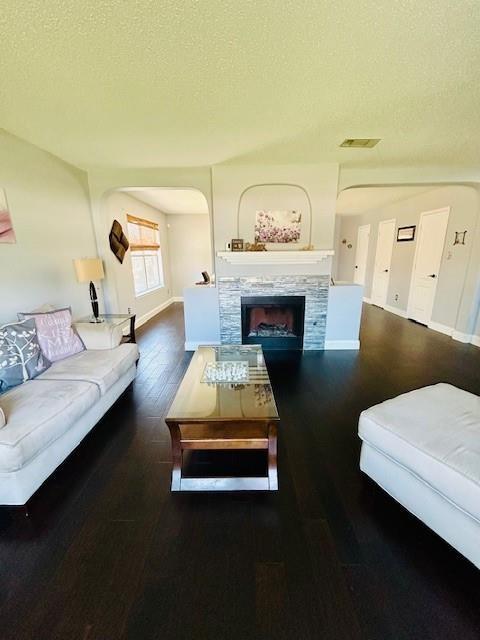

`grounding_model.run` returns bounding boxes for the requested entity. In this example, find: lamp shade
[74,258,105,283]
